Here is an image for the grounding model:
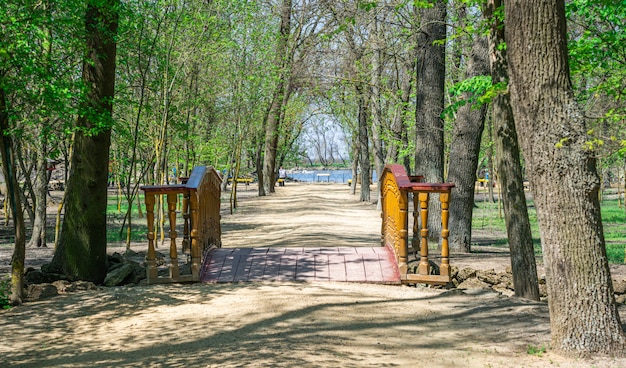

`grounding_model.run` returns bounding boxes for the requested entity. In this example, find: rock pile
[25,250,148,302]
[444,265,626,303]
